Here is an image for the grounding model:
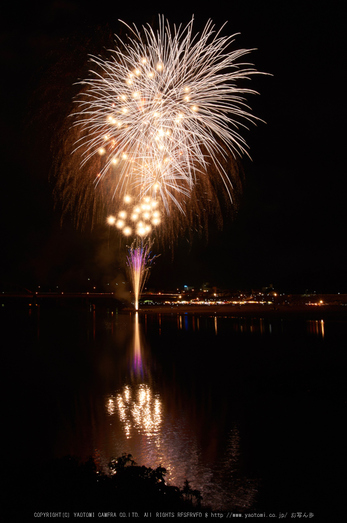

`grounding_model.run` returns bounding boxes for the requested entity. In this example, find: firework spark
[59,16,262,236]
[107,193,161,238]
